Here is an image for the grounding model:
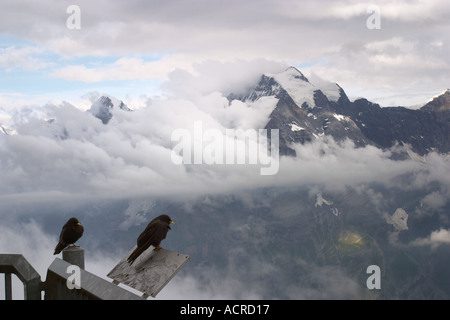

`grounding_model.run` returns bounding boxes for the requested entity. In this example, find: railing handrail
[0,250,143,300]
[1,246,189,299]
[0,254,43,300]
[45,258,144,300]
